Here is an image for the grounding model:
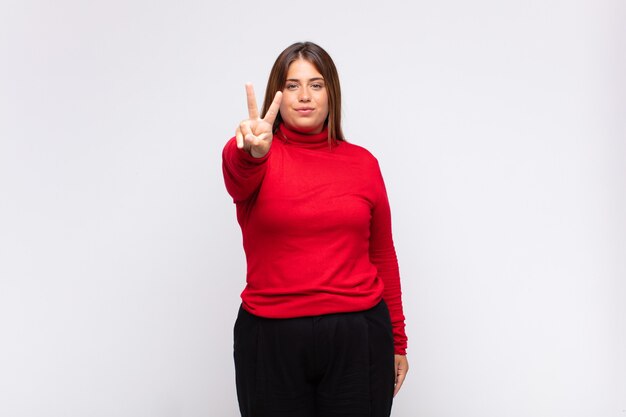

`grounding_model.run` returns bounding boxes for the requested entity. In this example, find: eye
[285,83,299,90]
[310,83,324,90]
